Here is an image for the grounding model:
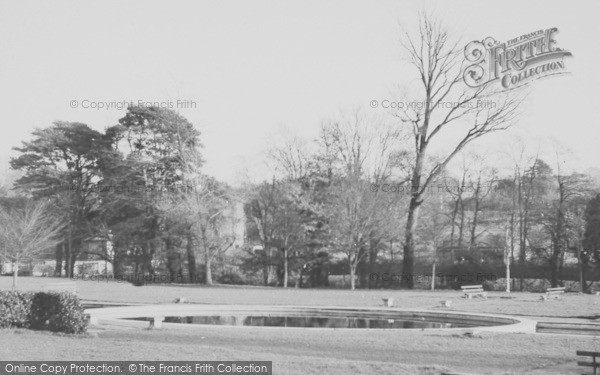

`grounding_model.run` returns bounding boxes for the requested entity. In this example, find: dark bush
[3,269,32,277]
[217,271,246,285]
[0,290,32,328]
[130,279,146,286]
[481,280,496,291]
[28,292,87,334]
